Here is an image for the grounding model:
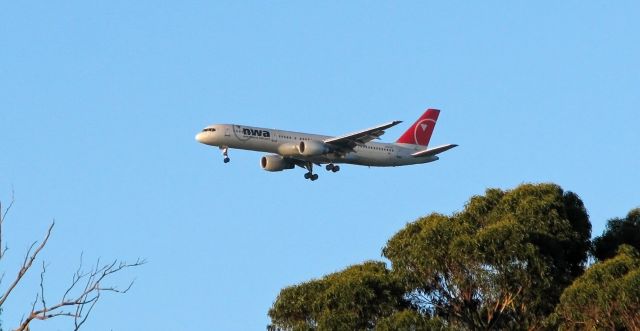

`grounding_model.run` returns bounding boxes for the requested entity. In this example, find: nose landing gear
[220,146,230,163]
